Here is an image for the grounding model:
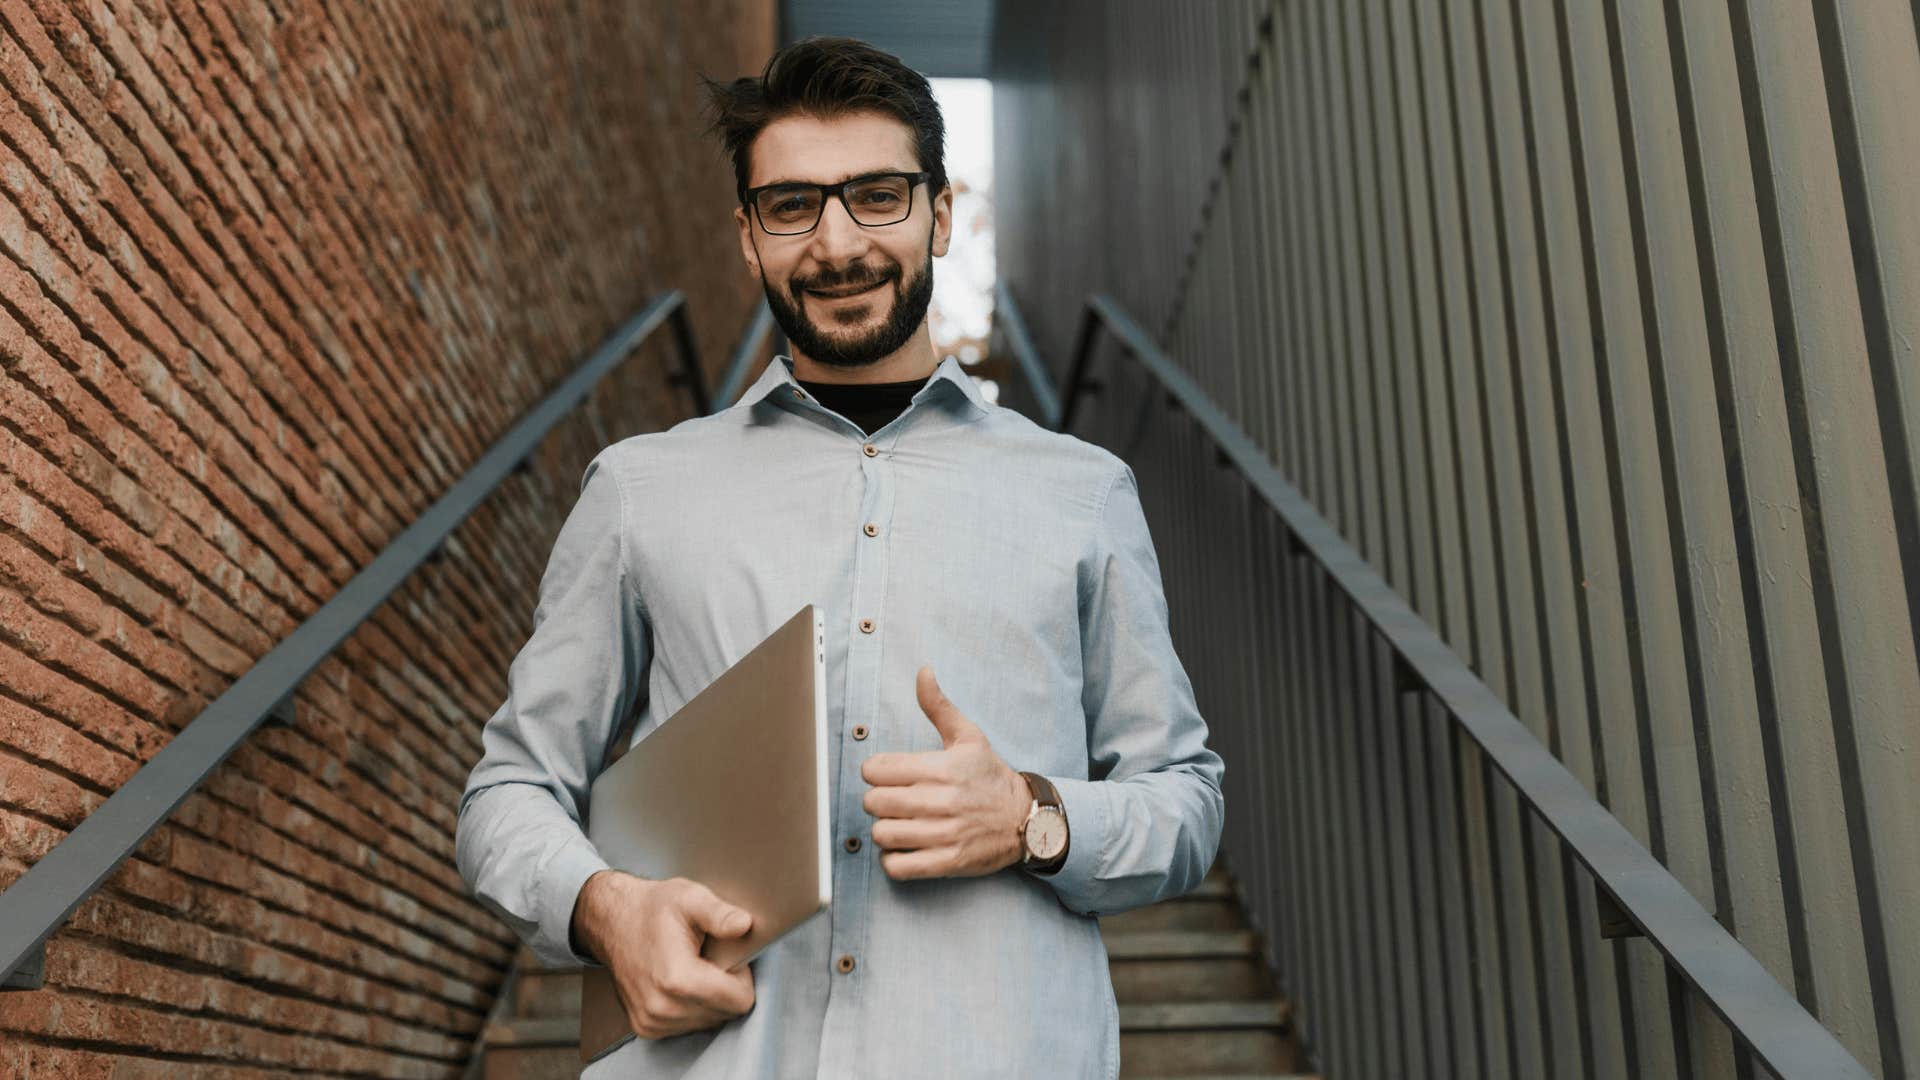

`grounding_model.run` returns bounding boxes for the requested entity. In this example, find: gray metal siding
[994,2,1920,1076]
